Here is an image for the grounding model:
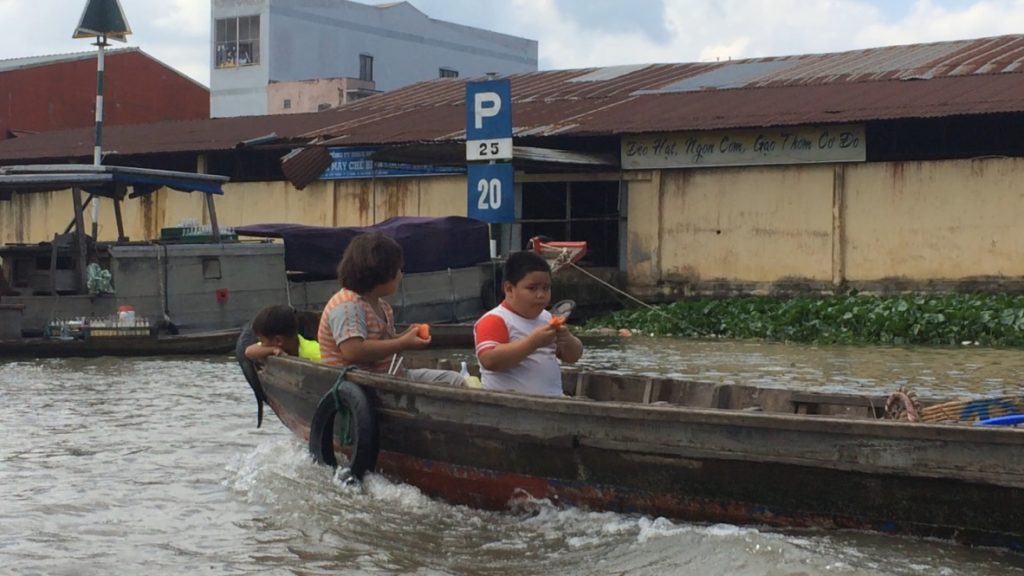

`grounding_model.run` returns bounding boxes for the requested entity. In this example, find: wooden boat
[0,165,264,337]
[0,328,241,358]
[1,167,494,354]
[247,355,1024,551]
